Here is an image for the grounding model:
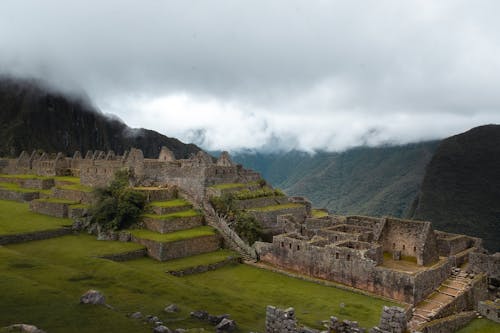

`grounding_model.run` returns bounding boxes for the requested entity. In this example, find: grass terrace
[0,200,72,235]
[129,226,216,242]
[0,182,40,193]
[53,176,81,184]
[457,318,500,333]
[233,187,284,200]
[57,183,93,192]
[144,209,201,220]
[312,209,329,218]
[149,199,191,208]
[0,174,51,180]
[35,198,79,205]
[209,182,248,190]
[247,203,303,212]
